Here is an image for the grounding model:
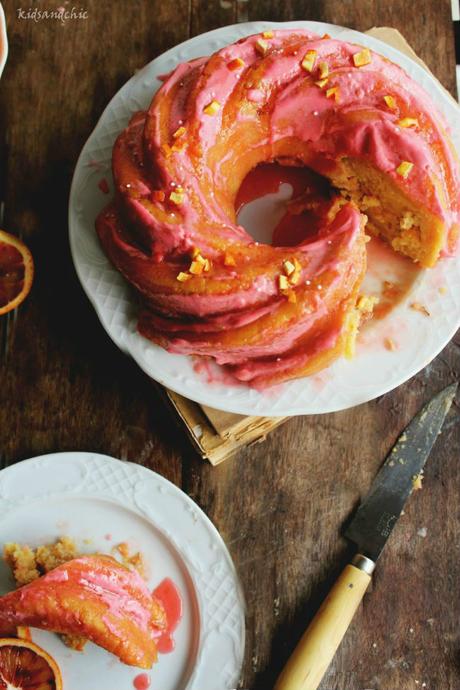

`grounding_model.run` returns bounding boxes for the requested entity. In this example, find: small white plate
[0,453,245,690]
[0,3,8,78]
[69,21,460,416]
